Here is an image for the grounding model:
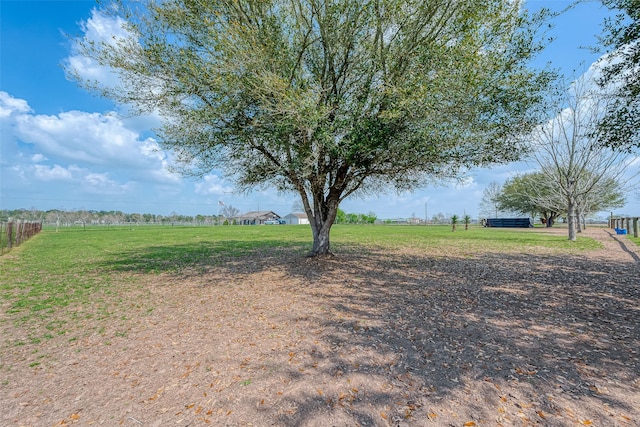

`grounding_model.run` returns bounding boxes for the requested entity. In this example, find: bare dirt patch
[1,228,638,426]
